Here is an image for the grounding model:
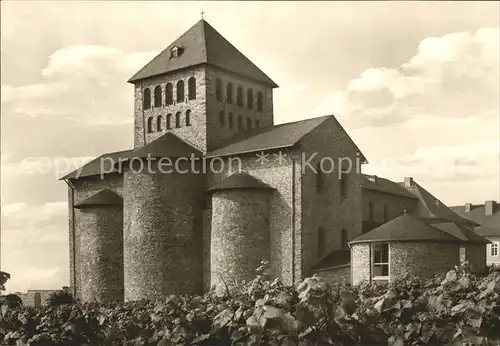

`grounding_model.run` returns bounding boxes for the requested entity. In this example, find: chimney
[485,200,496,216]
[464,203,472,213]
[404,177,414,188]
